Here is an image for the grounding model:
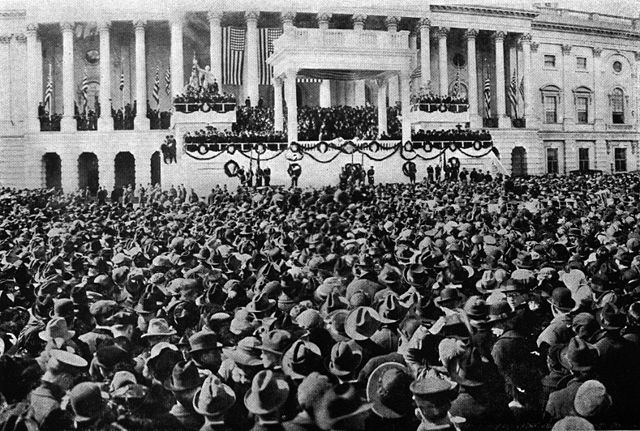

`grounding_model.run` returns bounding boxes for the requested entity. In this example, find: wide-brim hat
[163,361,204,392]
[222,337,262,367]
[282,340,321,380]
[244,370,290,415]
[366,362,412,419]
[192,378,236,416]
[344,307,381,341]
[38,318,75,342]
[326,342,363,377]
